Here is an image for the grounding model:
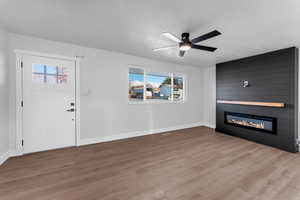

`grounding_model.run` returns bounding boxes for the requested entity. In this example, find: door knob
[66,108,75,112]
